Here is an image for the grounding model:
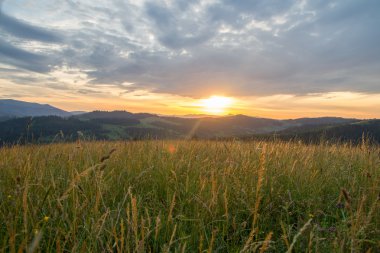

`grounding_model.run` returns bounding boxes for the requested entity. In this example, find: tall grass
[0,140,379,252]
